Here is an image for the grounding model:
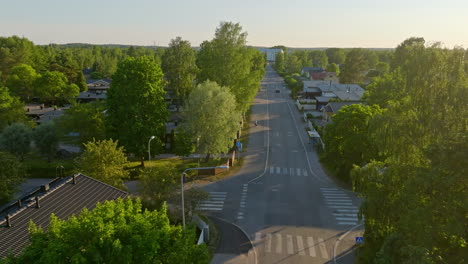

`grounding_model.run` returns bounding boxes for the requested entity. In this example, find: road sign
[355,237,364,244]
[237,143,242,151]
[236,141,241,147]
